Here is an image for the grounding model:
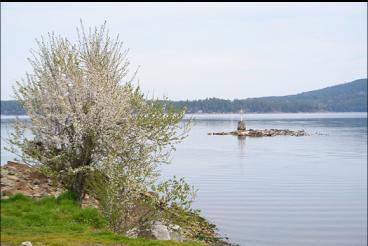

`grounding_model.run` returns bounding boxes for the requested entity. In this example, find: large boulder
[126,221,184,242]
[151,221,183,242]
